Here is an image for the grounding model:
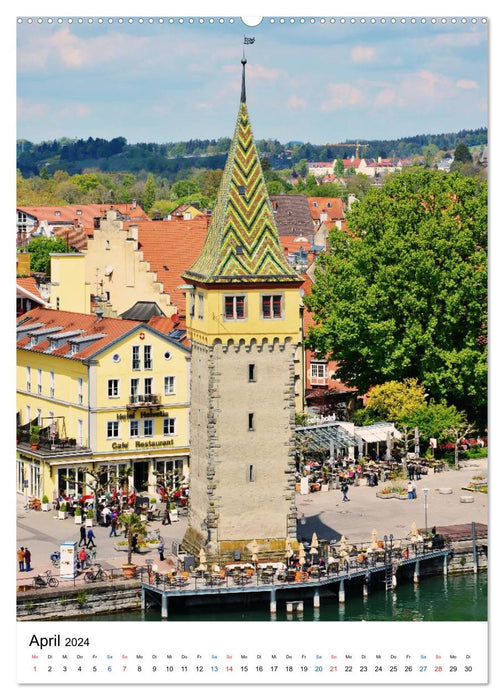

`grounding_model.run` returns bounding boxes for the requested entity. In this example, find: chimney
[93,216,101,229]
[132,199,137,209]
[128,224,138,241]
